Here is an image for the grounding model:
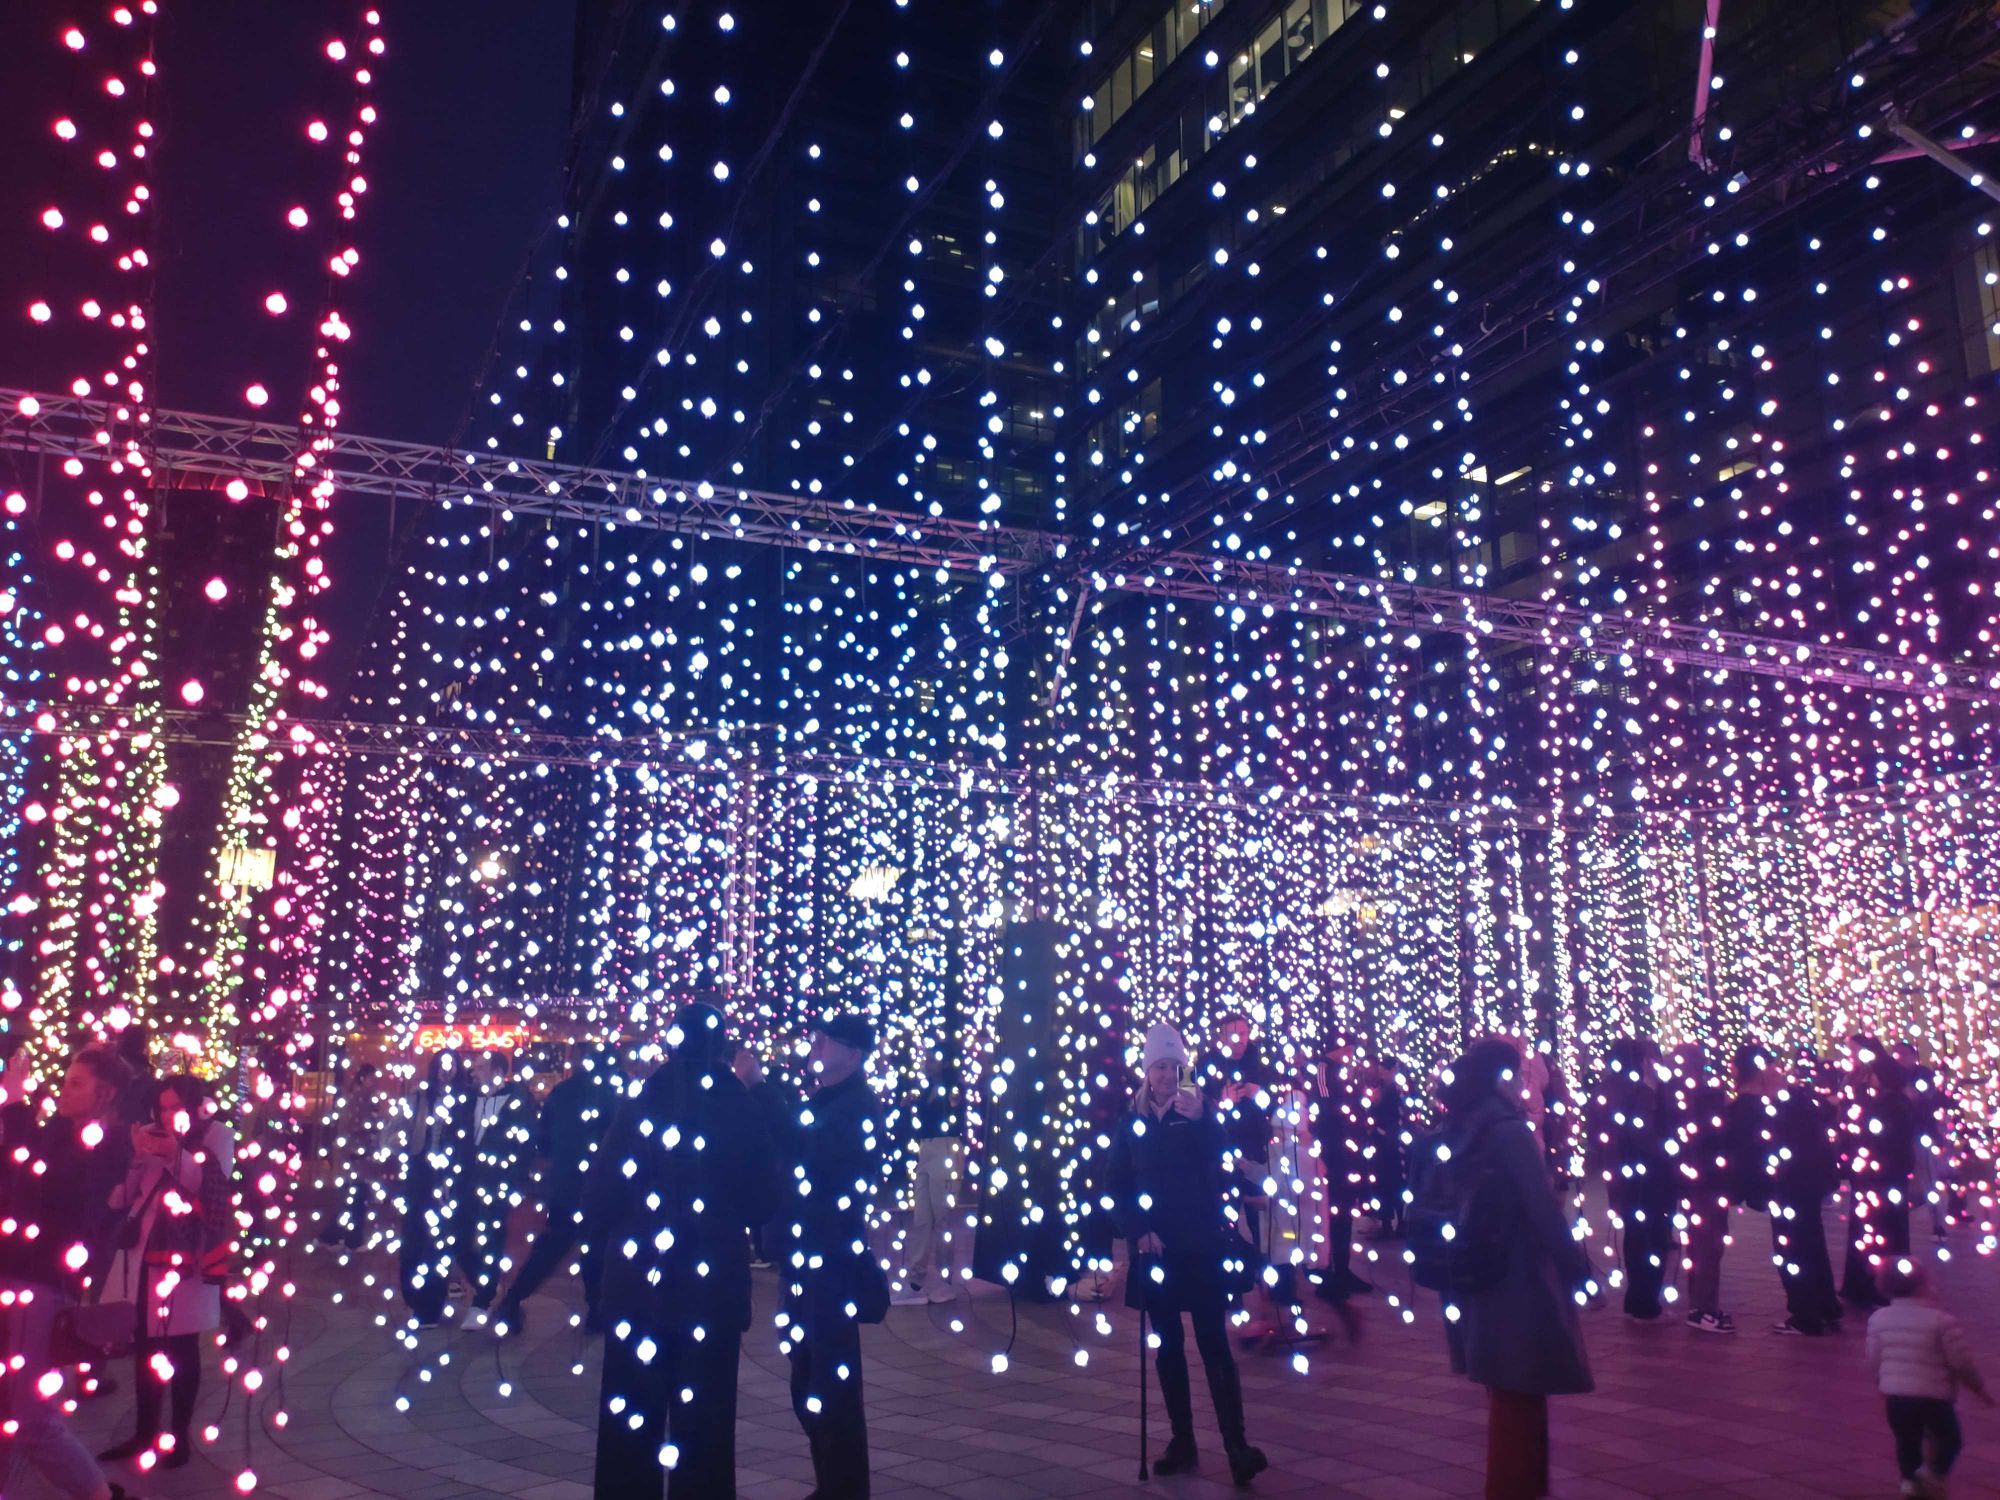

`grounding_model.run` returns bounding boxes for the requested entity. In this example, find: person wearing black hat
[586,1003,781,1500]
[780,1013,888,1500]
